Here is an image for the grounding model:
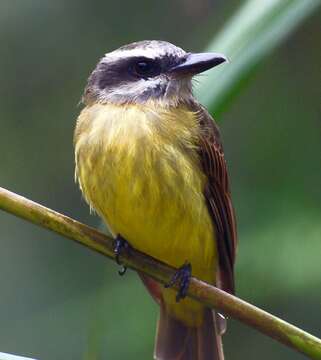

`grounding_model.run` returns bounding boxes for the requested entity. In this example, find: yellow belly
[74,102,217,326]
